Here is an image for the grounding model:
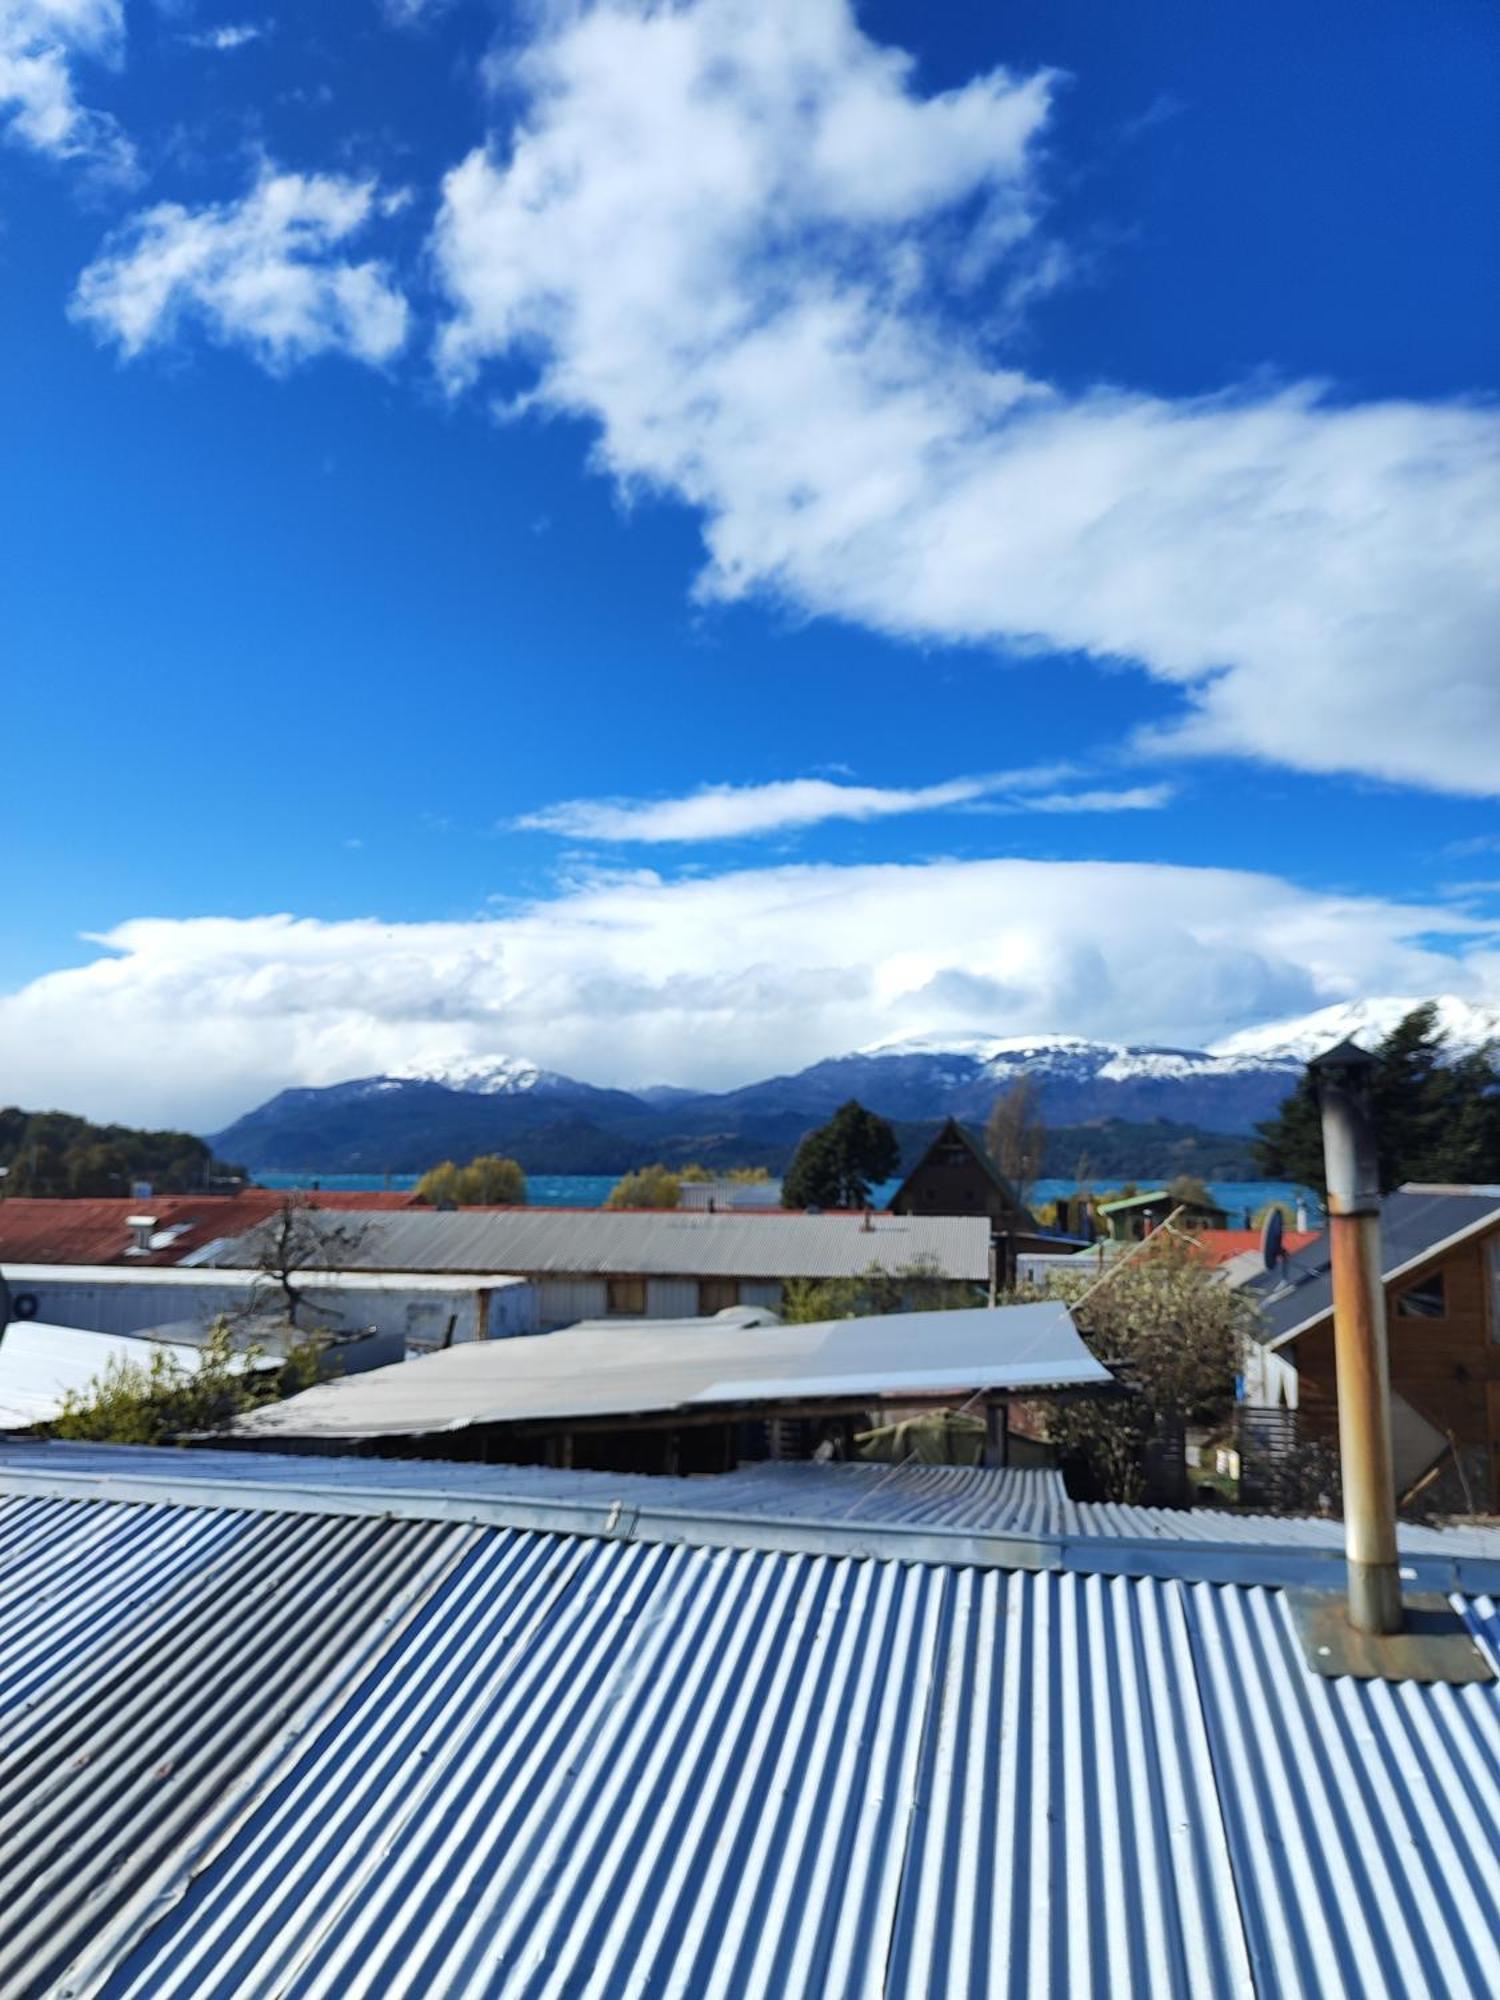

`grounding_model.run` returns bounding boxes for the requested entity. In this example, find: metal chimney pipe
[1310,1039,1401,1635]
